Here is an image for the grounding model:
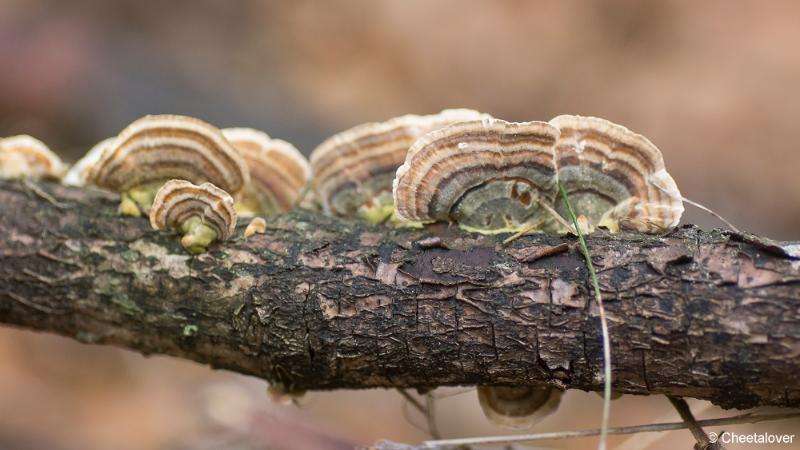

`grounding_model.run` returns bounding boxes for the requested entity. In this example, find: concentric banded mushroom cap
[62,137,114,186]
[150,179,236,242]
[392,118,560,231]
[549,115,684,233]
[88,115,249,194]
[477,386,562,429]
[0,135,66,180]
[310,108,491,217]
[222,127,310,213]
